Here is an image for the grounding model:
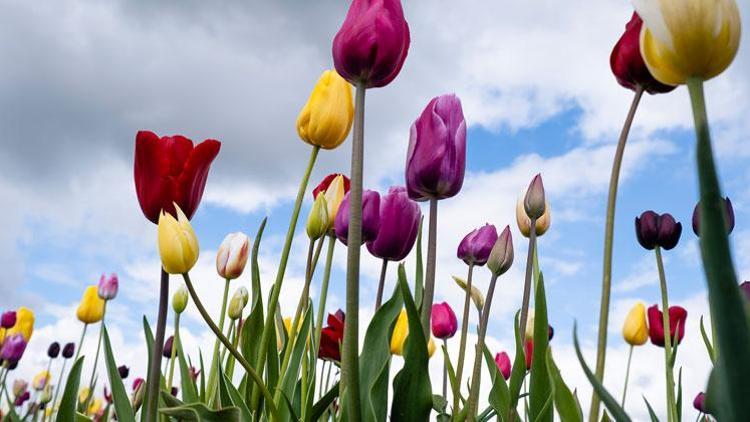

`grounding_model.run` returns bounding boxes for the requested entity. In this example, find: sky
[1,0,749,419]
